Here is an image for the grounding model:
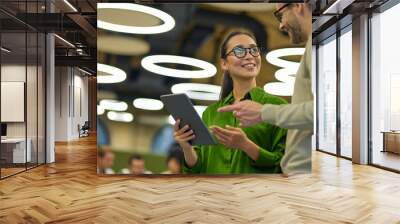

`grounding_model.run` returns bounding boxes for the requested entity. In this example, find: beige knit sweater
[261,36,313,175]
